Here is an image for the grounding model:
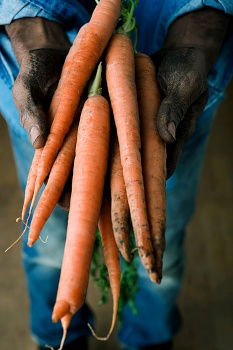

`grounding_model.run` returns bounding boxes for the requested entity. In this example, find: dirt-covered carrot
[88,197,120,340]
[135,53,166,282]
[52,64,110,337]
[110,138,131,262]
[106,33,157,282]
[27,123,78,247]
[30,0,121,212]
